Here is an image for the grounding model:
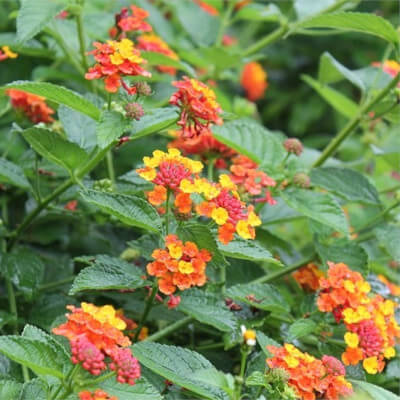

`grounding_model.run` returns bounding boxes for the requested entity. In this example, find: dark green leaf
[287,319,317,342]
[0,157,31,190]
[97,110,130,149]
